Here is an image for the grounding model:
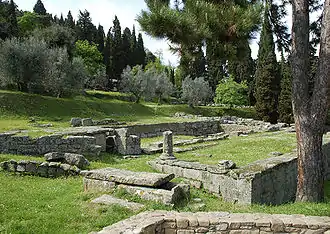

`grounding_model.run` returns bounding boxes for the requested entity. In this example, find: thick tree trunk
[291,0,330,202]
